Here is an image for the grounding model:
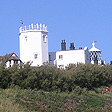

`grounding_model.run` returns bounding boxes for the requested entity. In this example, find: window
[59,55,63,59]
[25,36,27,41]
[59,65,64,69]
[9,60,11,64]
[43,35,47,43]
[49,55,51,61]
[9,60,11,67]
[24,36,27,43]
[34,54,38,59]
[14,60,18,64]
